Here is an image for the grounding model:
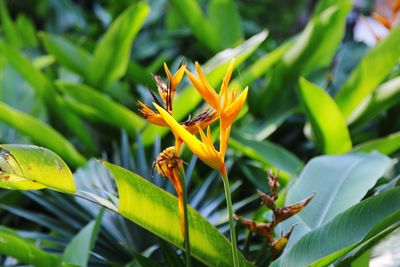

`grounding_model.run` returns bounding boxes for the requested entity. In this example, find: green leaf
[57,82,146,137]
[0,144,76,193]
[0,226,59,267]
[208,0,243,48]
[253,0,352,116]
[350,250,370,267]
[335,25,400,120]
[86,2,150,88]
[169,0,222,52]
[102,162,253,267]
[0,42,96,153]
[0,103,86,167]
[62,209,104,266]
[0,0,23,48]
[353,131,400,155]
[281,153,391,247]
[298,77,352,154]
[350,77,400,128]
[230,40,293,89]
[141,30,268,146]
[274,188,400,267]
[230,135,303,176]
[41,33,91,76]
[16,15,38,47]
